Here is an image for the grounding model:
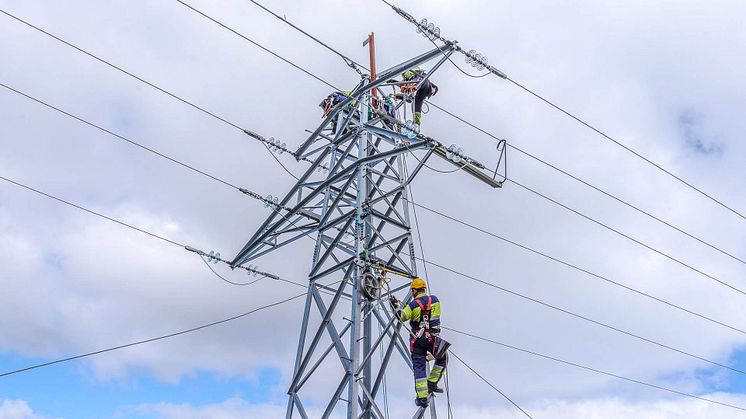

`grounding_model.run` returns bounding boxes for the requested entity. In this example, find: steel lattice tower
[231,43,502,419]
